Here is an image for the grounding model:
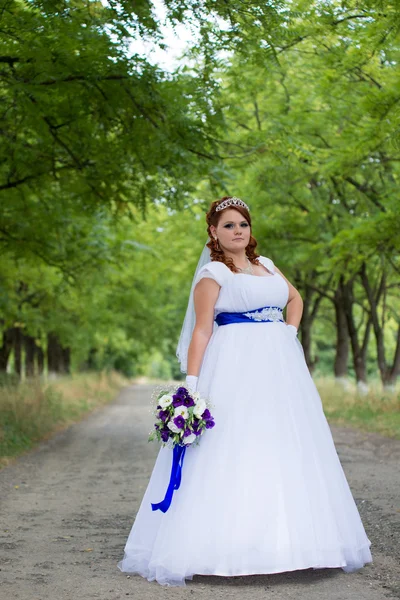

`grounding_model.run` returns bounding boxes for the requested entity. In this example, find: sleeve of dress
[259,256,275,275]
[193,262,227,288]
